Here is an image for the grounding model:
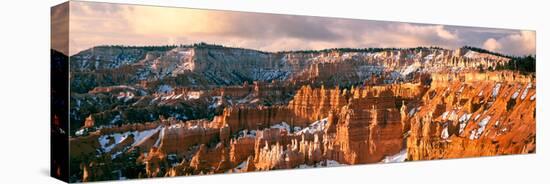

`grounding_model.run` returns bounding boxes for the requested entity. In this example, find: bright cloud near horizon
[53,1,536,56]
